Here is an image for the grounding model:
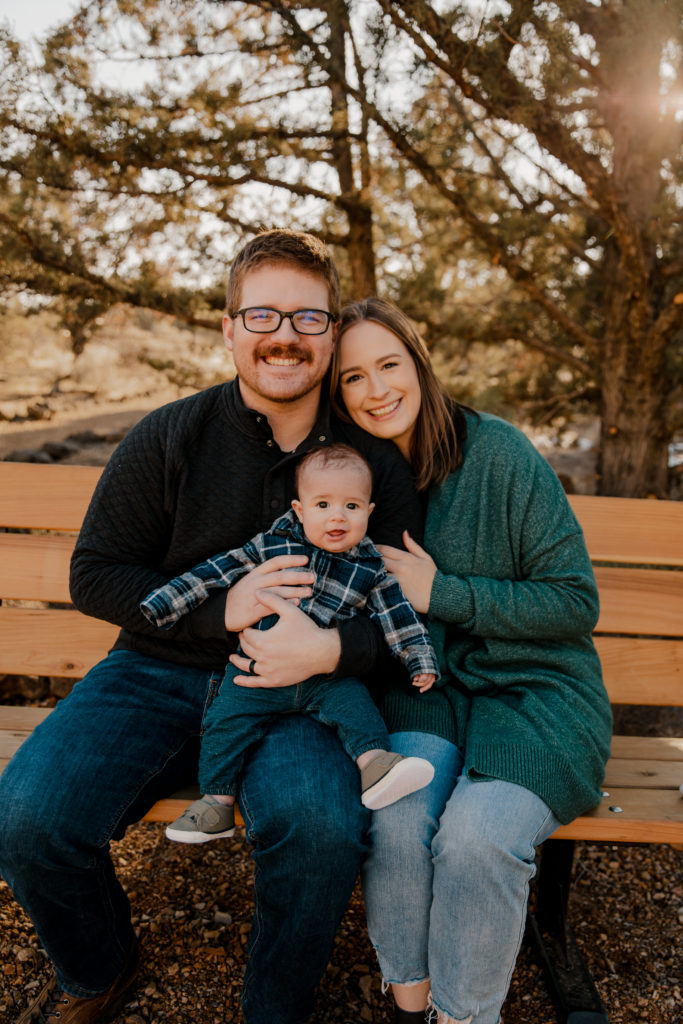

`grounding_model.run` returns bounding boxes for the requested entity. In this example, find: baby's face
[291,463,374,553]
